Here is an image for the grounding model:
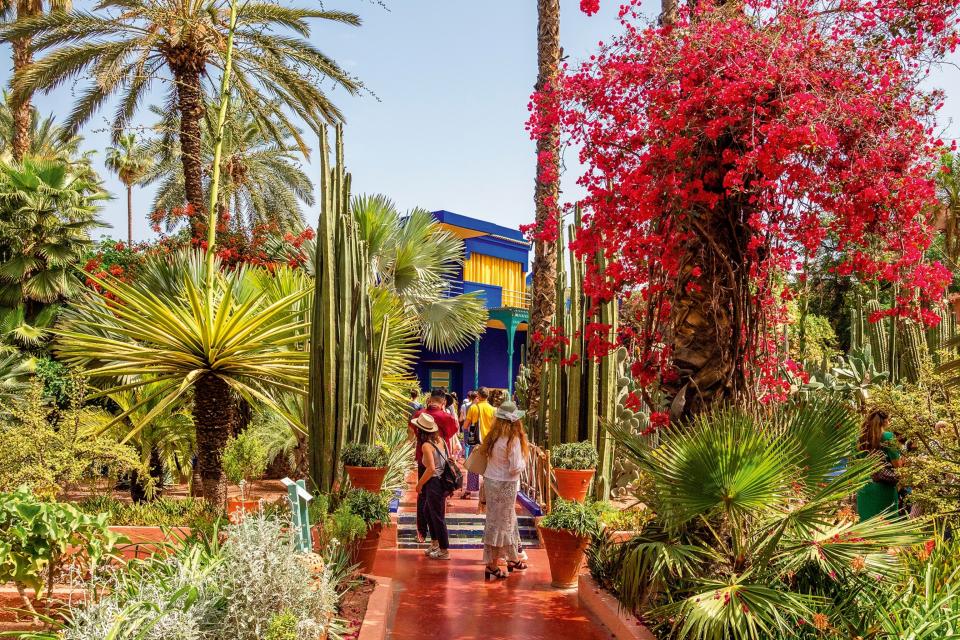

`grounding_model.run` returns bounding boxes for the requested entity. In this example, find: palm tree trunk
[126,184,133,246]
[193,372,235,505]
[173,68,207,237]
[661,0,679,25]
[527,0,561,442]
[10,30,33,162]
